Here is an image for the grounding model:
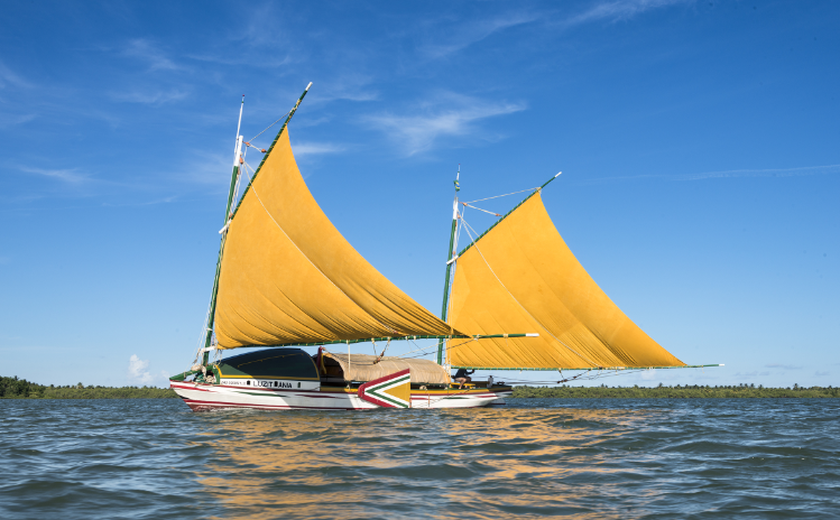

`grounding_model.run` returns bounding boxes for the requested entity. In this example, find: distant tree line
[1,376,177,399]
[512,383,840,398]
[5,375,838,399]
